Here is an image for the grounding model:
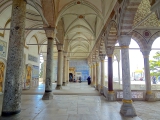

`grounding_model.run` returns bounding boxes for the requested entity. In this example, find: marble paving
[0,82,159,120]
